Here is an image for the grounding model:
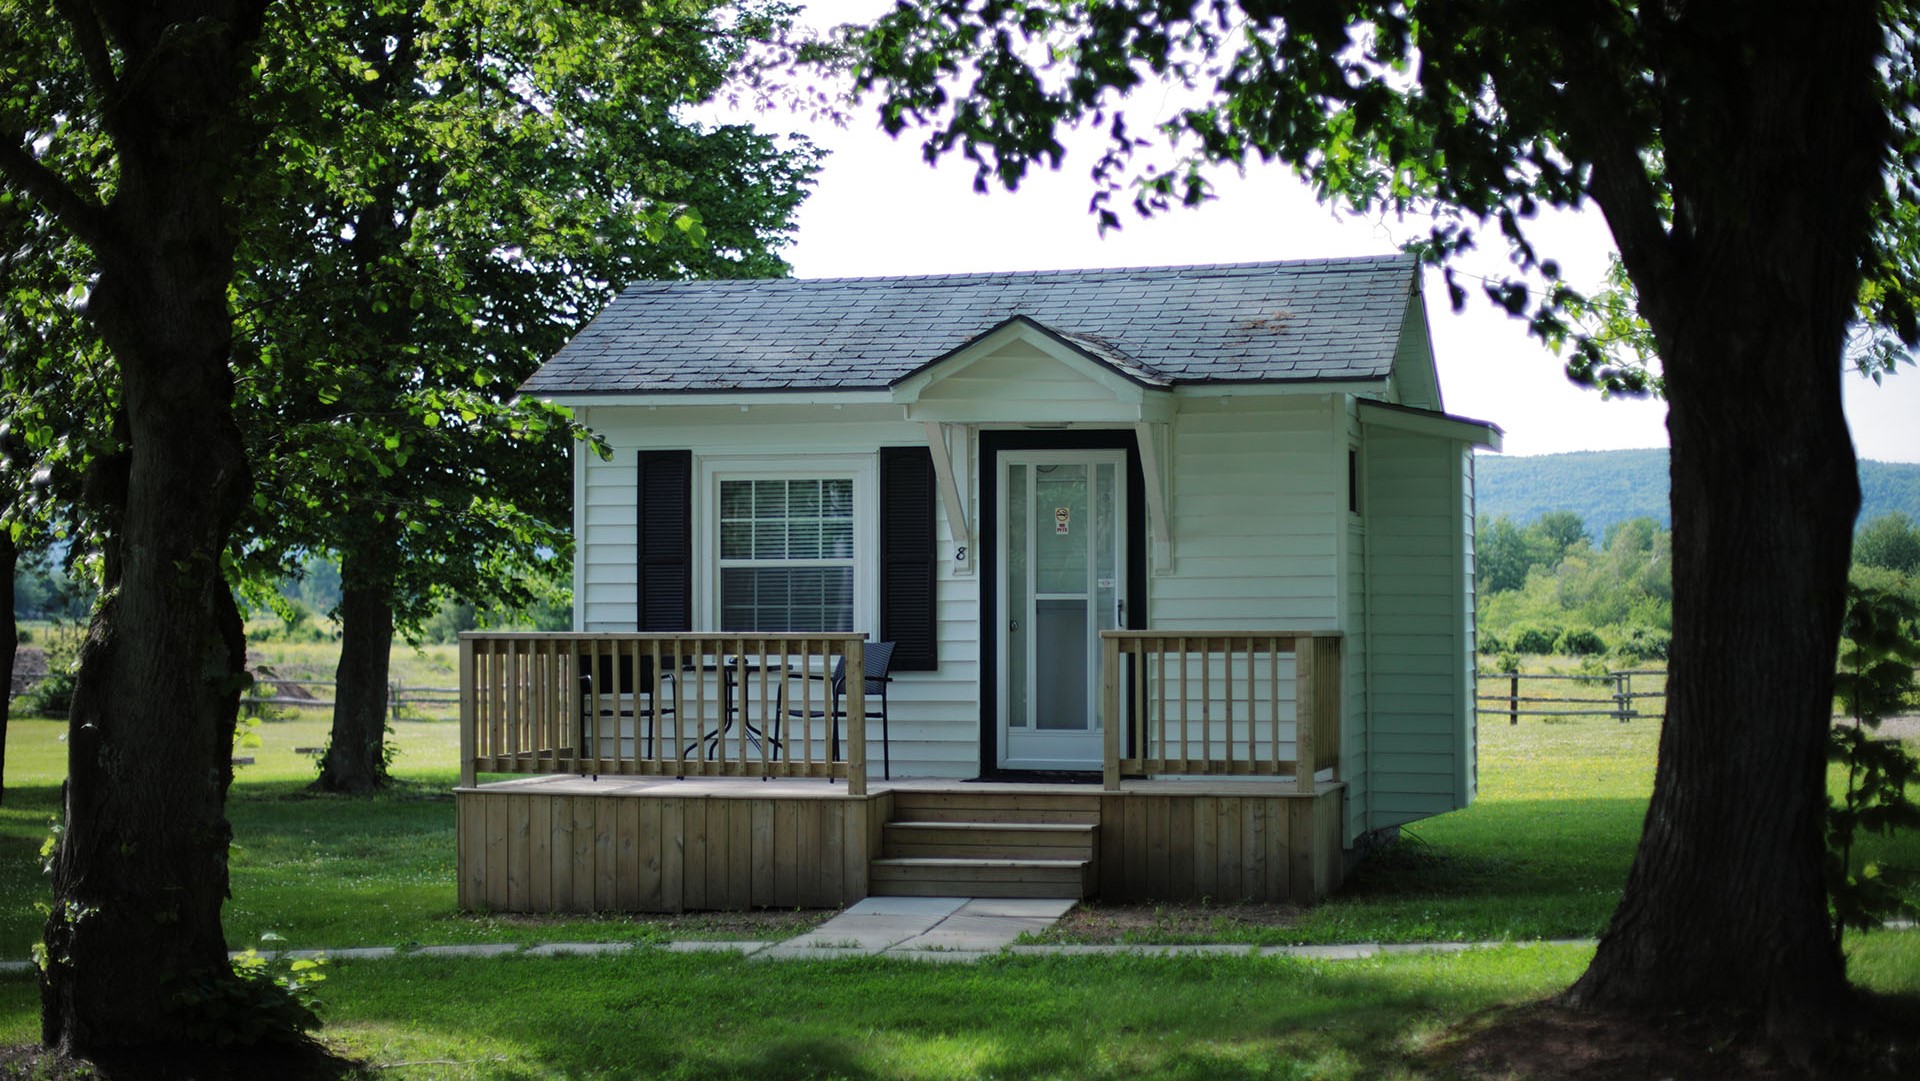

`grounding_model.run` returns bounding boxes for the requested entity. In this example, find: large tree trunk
[37,0,265,1055]
[315,555,396,794]
[2,533,14,806]
[1566,2,1881,1042]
